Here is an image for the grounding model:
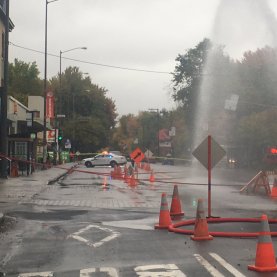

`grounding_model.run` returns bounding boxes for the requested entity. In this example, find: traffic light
[58,129,63,142]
